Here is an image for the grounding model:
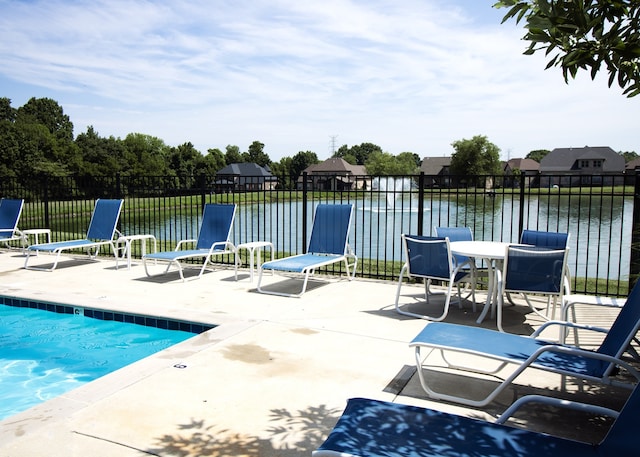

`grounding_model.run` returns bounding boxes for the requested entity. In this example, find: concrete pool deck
[0,249,633,456]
